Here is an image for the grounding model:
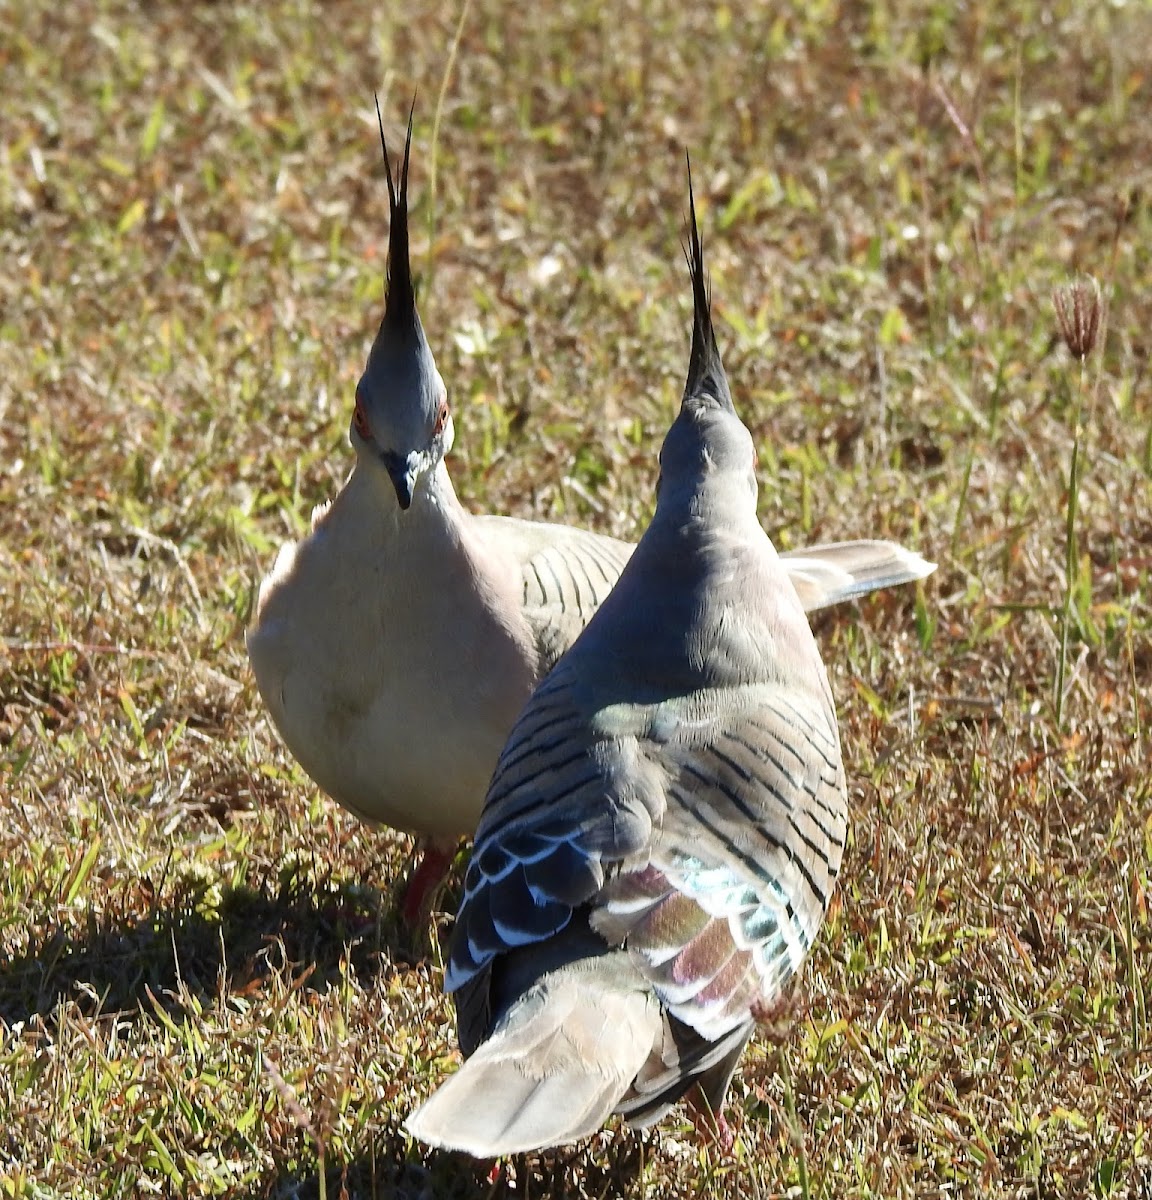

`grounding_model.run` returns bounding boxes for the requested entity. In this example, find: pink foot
[400,842,457,929]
